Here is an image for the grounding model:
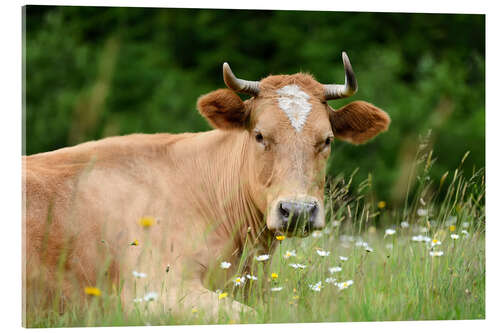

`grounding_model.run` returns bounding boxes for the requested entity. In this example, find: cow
[22,52,390,322]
